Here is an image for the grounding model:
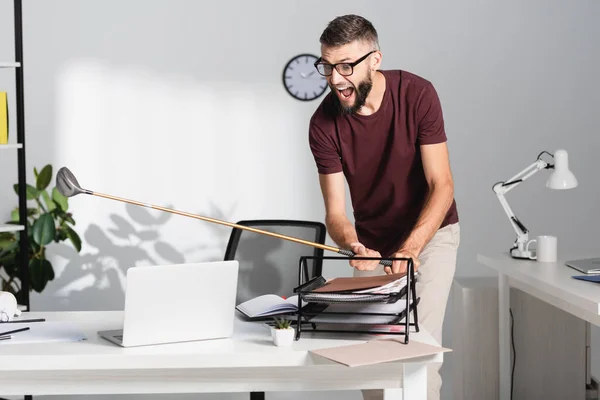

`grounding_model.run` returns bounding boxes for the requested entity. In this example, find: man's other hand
[385,249,421,275]
[349,242,381,271]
